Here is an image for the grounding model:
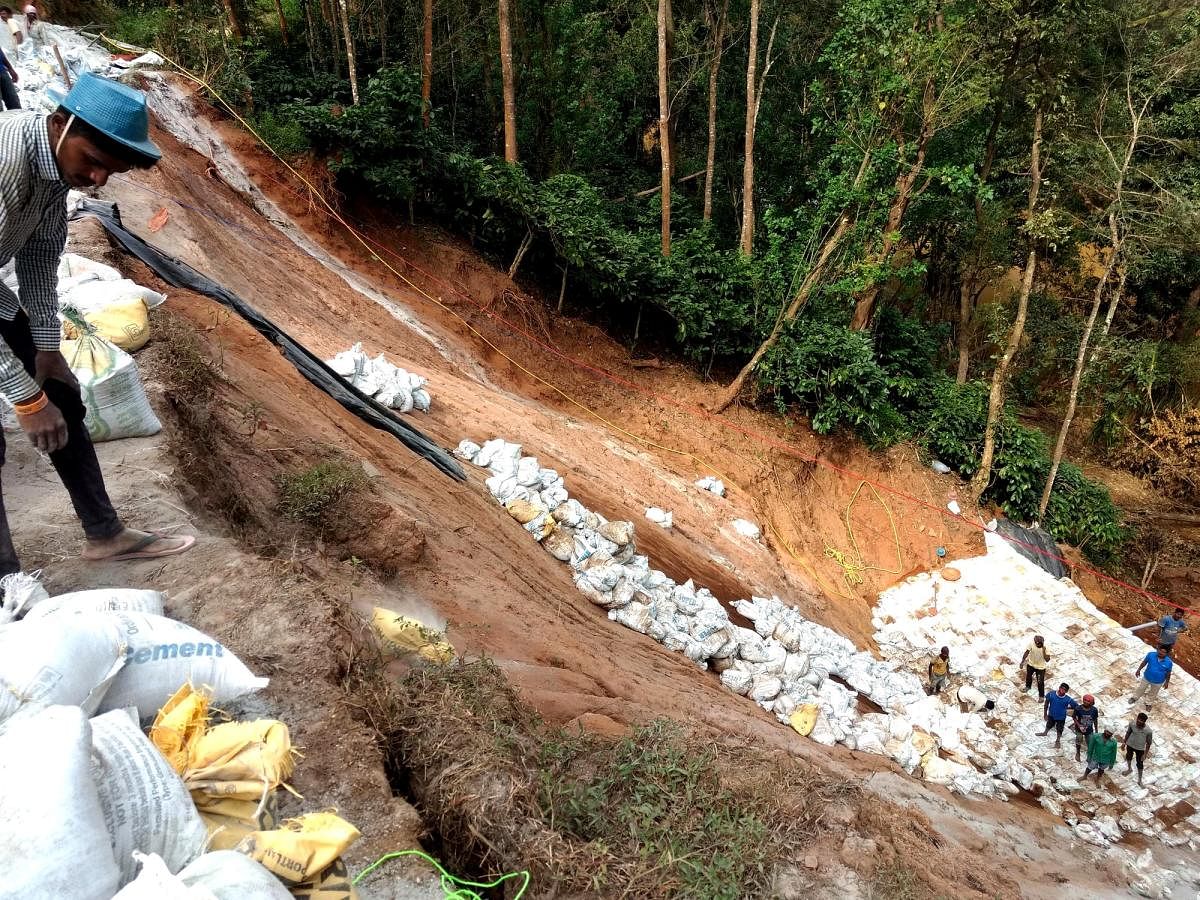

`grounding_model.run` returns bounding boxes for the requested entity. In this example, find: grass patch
[343,653,856,899]
[871,863,924,900]
[276,460,367,528]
